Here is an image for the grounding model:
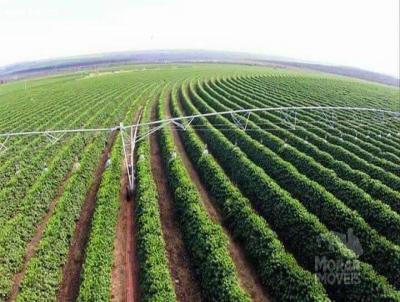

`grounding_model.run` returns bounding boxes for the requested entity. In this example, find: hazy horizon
[1,0,399,77]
